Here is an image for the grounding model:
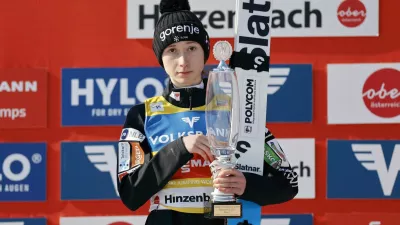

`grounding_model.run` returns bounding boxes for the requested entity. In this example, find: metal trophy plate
[205,41,242,218]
